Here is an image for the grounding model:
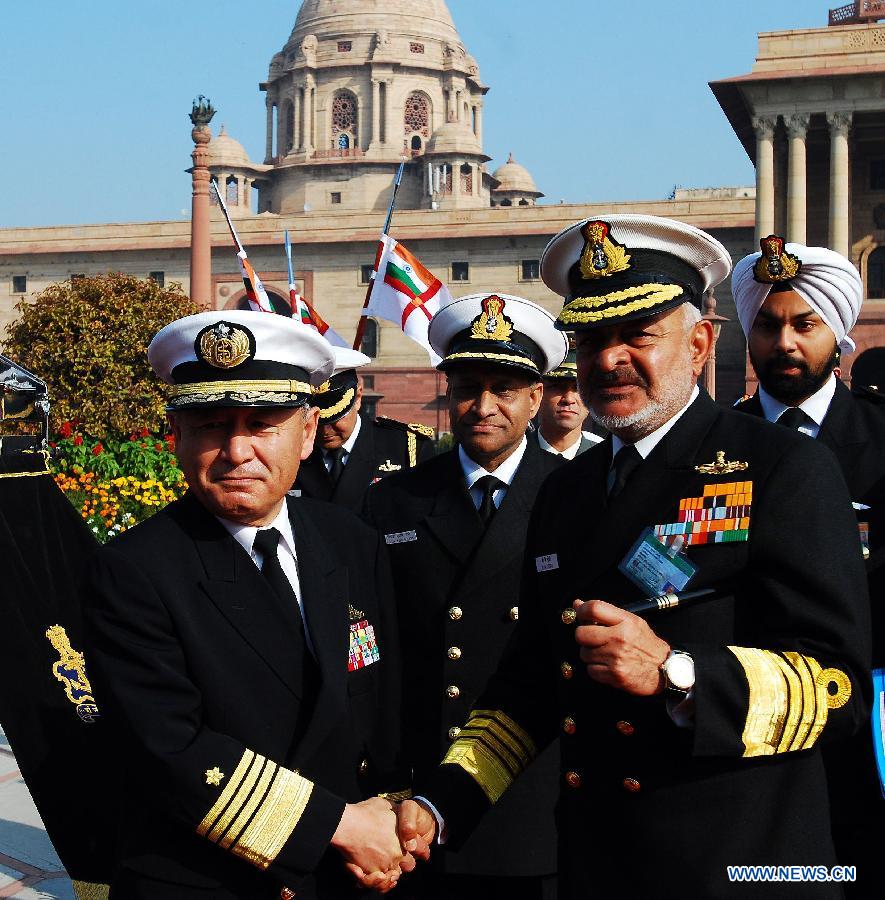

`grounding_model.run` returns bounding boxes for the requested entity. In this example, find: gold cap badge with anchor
[198,322,252,369]
[578,220,632,279]
[753,235,802,284]
[470,295,514,342]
